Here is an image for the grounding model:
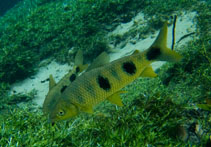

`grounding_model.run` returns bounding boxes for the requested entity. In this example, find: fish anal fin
[140,66,157,78]
[49,74,56,90]
[81,106,94,113]
[107,91,127,106]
